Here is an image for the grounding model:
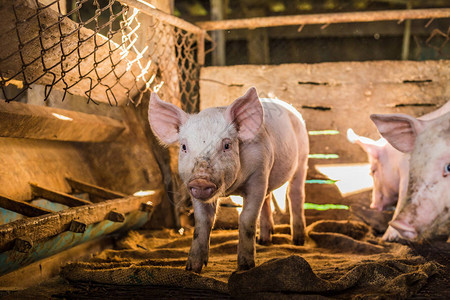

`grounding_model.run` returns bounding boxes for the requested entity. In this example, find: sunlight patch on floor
[315,163,373,196]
